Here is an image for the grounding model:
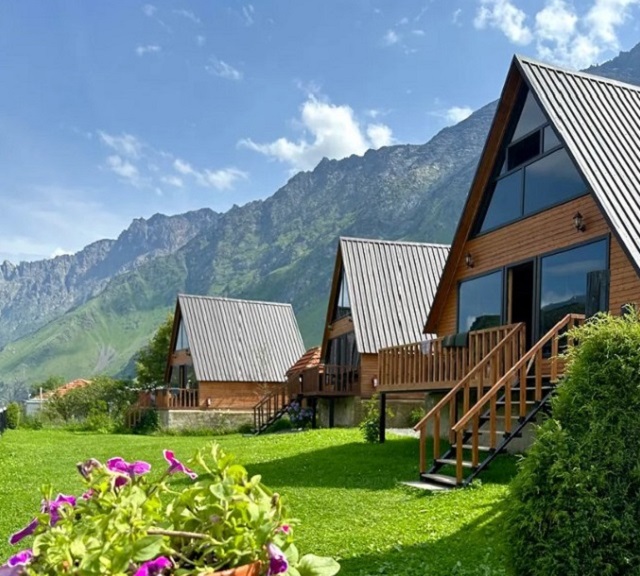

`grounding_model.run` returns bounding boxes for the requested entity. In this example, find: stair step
[421,473,460,487]
[462,444,493,452]
[435,458,476,469]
